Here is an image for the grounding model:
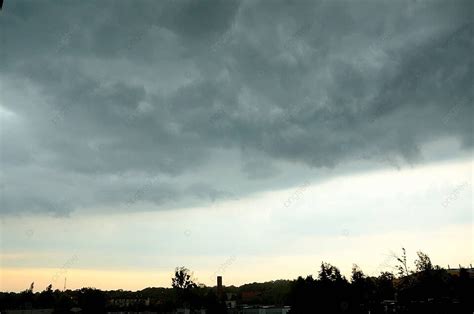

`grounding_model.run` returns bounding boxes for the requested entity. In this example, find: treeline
[0,250,472,313]
[0,281,226,313]
[288,258,473,313]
